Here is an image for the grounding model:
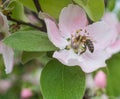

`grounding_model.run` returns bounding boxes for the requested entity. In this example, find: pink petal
[59,4,88,38]
[86,21,117,50]
[106,39,120,56]
[45,18,67,49]
[102,12,119,29]
[53,49,83,66]
[117,23,120,35]
[79,50,109,73]
[53,49,109,73]
[0,42,14,74]
[102,12,120,36]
